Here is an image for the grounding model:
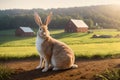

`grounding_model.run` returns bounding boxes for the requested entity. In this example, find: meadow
[0,29,120,60]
